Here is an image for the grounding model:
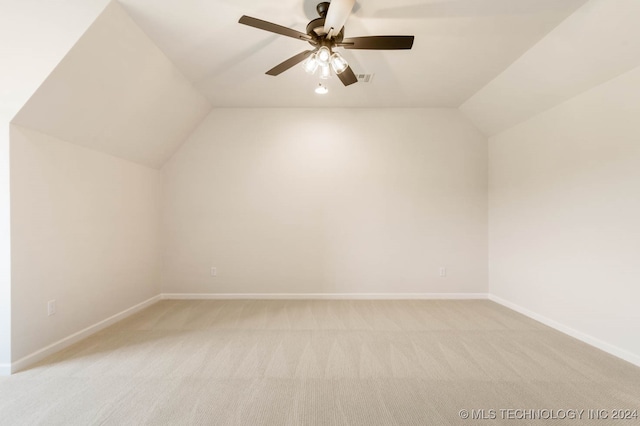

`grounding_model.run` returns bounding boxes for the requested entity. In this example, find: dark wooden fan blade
[239,16,313,42]
[339,36,414,50]
[266,50,315,76]
[337,65,358,86]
